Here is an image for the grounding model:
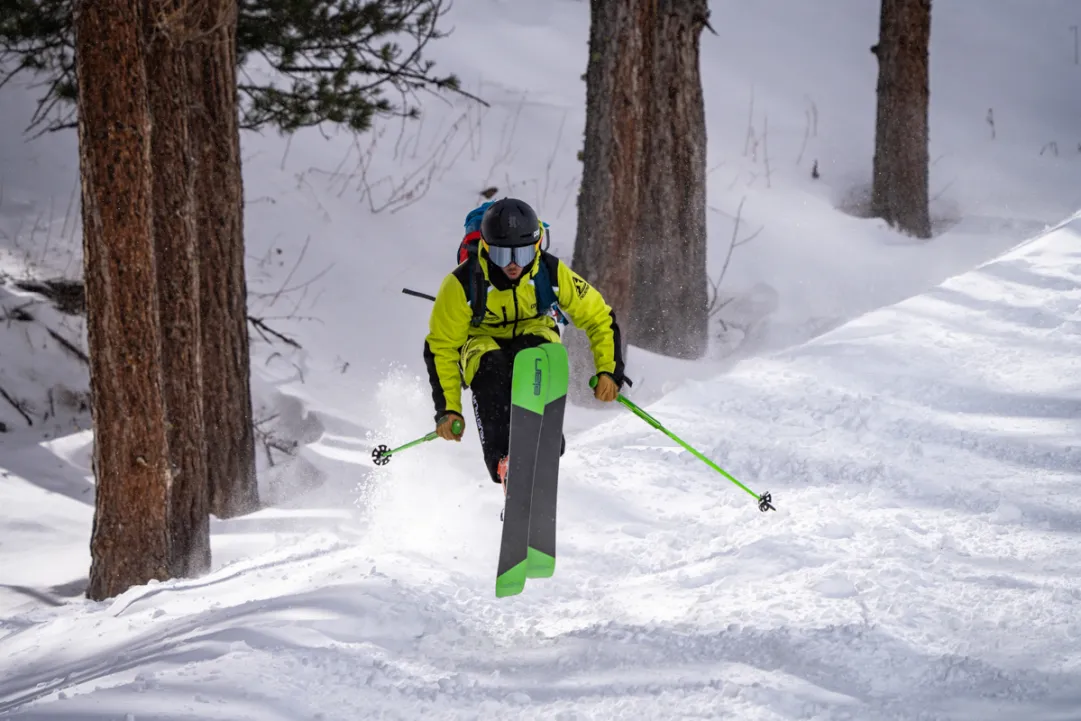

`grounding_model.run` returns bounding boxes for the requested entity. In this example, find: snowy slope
[3,212,1081,721]
[3,0,1081,718]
